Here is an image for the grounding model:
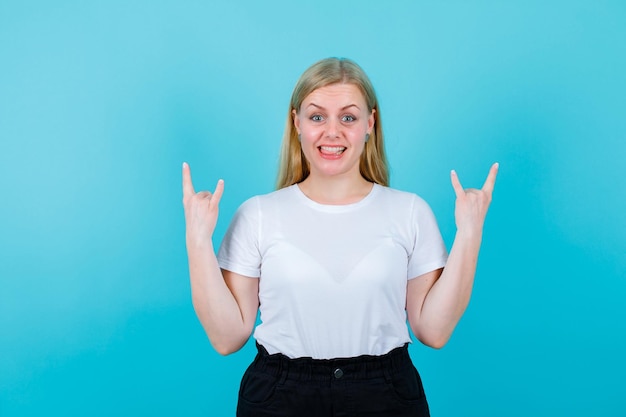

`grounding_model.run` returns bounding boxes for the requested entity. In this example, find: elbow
[214,345,239,356]
[209,332,250,356]
[412,327,451,350]
[421,337,449,350]
[211,339,244,356]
